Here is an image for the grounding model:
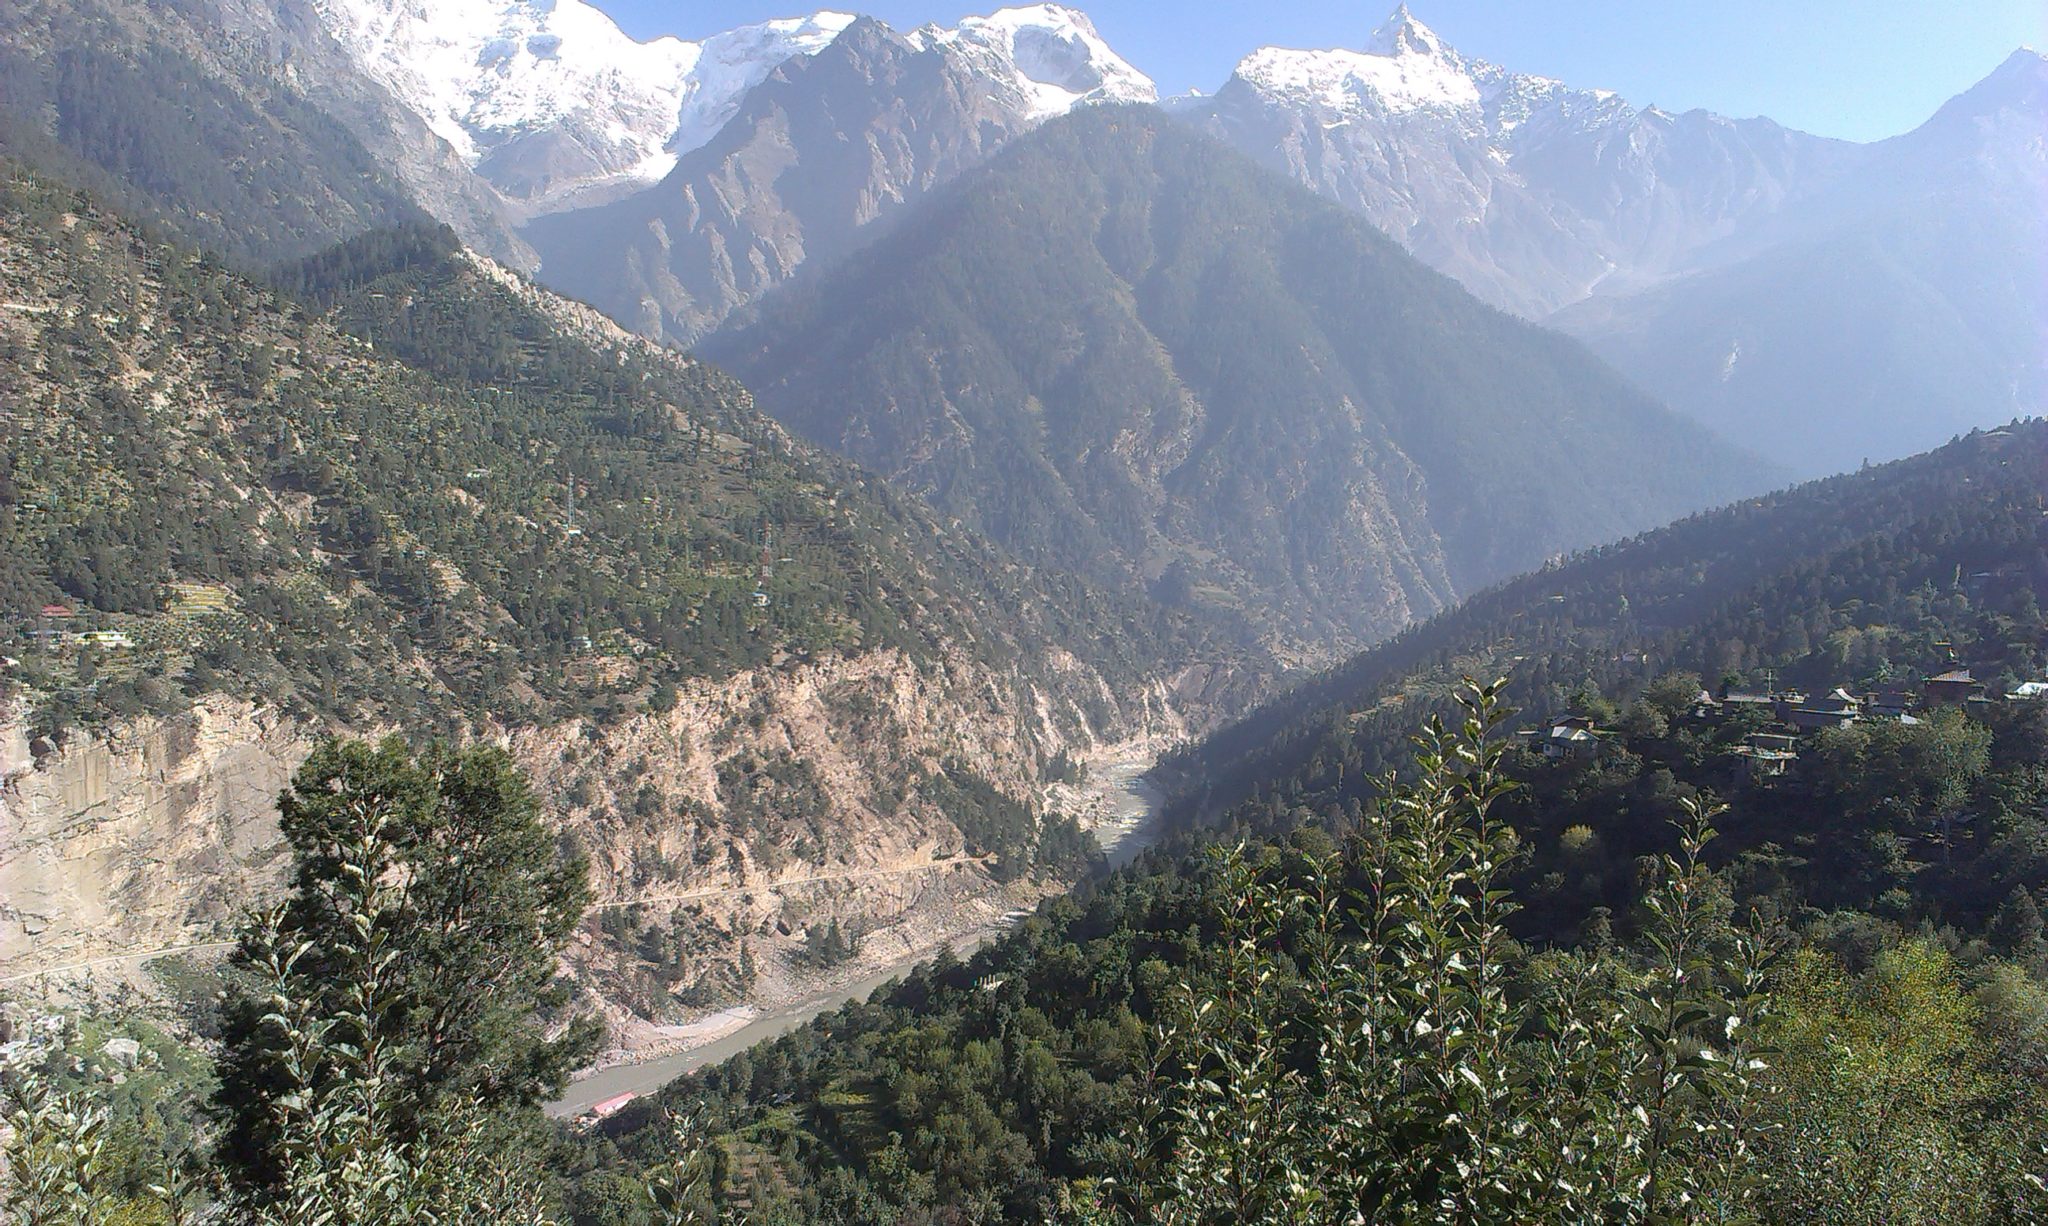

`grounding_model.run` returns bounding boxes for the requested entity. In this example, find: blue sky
[603,0,2046,142]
